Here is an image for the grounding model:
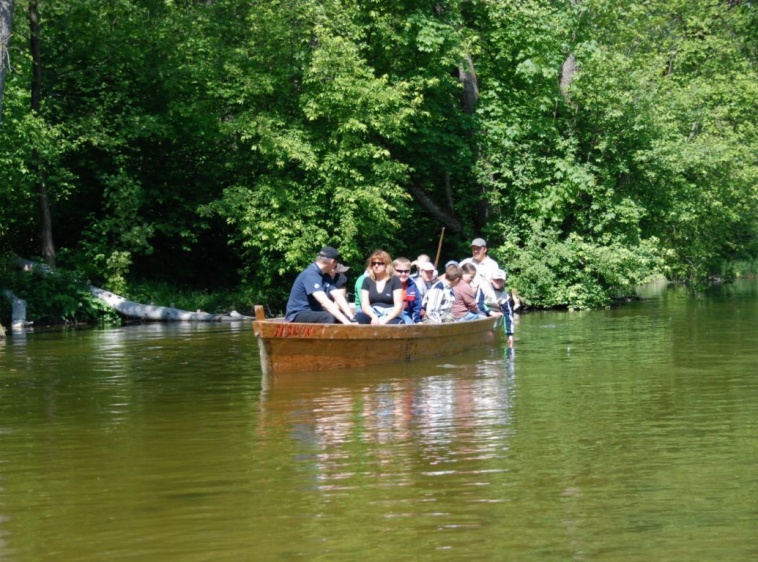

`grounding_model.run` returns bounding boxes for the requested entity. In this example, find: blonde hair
[393,257,411,270]
[366,250,394,280]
